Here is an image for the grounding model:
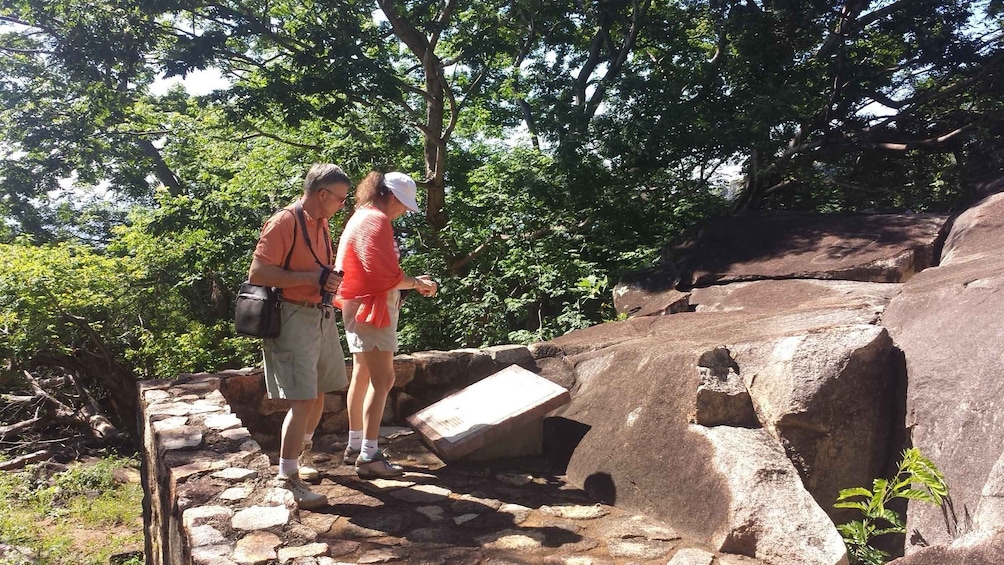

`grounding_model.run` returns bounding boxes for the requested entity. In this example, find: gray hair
[303,163,350,194]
